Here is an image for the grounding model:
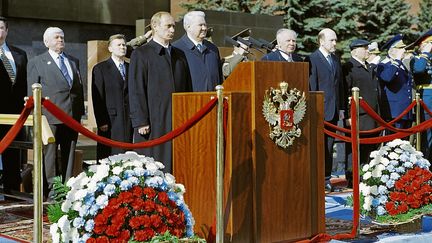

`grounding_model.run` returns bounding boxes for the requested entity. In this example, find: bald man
[261,28,303,62]
[308,28,345,182]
